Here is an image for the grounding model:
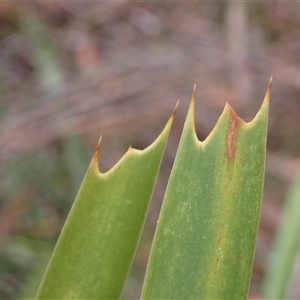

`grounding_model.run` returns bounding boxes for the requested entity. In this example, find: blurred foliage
[18,9,64,93]
[262,173,300,299]
[0,136,88,299]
